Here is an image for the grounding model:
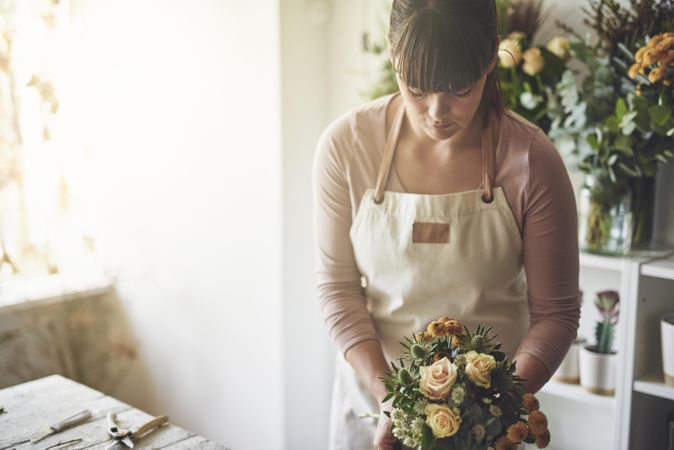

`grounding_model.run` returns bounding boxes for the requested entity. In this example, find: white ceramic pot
[579,345,616,396]
[554,338,585,383]
[661,314,674,386]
